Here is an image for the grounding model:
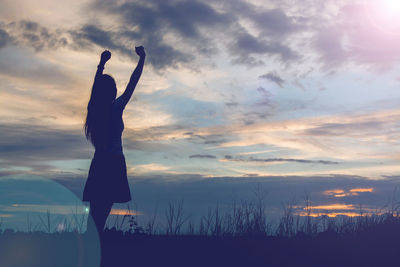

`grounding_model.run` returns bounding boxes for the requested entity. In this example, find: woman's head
[94,74,117,103]
[84,74,117,148]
